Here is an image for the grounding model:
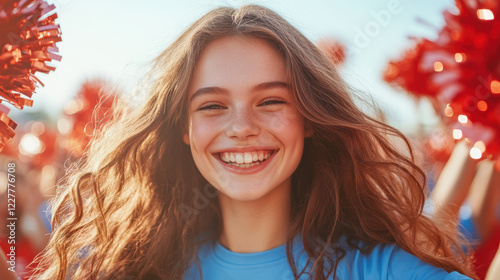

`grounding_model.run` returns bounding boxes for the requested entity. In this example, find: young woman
[31,5,475,280]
